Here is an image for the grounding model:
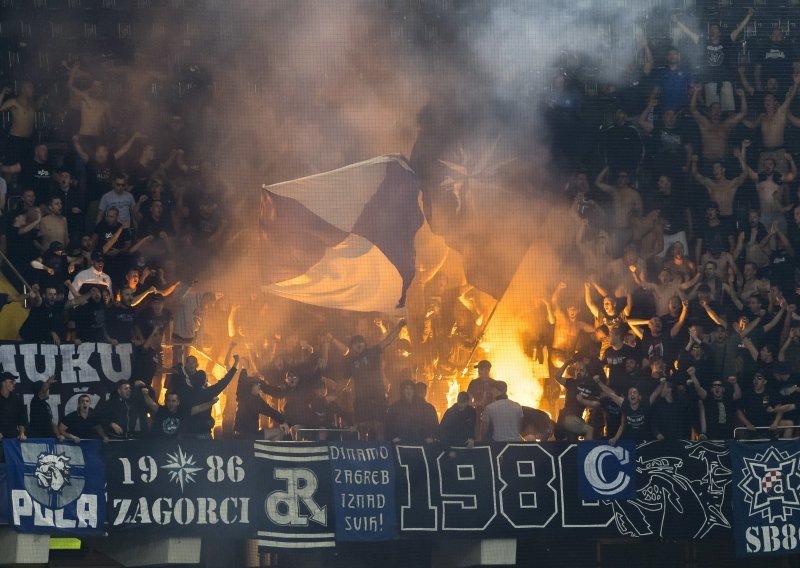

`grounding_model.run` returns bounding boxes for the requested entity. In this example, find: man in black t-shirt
[554,357,601,440]
[58,394,98,442]
[19,143,55,204]
[737,371,790,436]
[92,207,132,286]
[135,382,215,438]
[19,286,66,344]
[594,374,666,443]
[107,287,137,343]
[689,375,741,440]
[28,377,60,439]
[755,28,798,91]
